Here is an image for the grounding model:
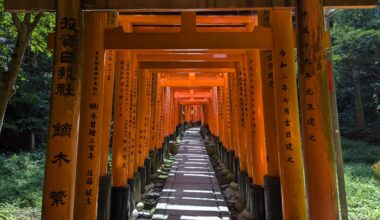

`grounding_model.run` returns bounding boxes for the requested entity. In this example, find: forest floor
[0,137,379,220]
